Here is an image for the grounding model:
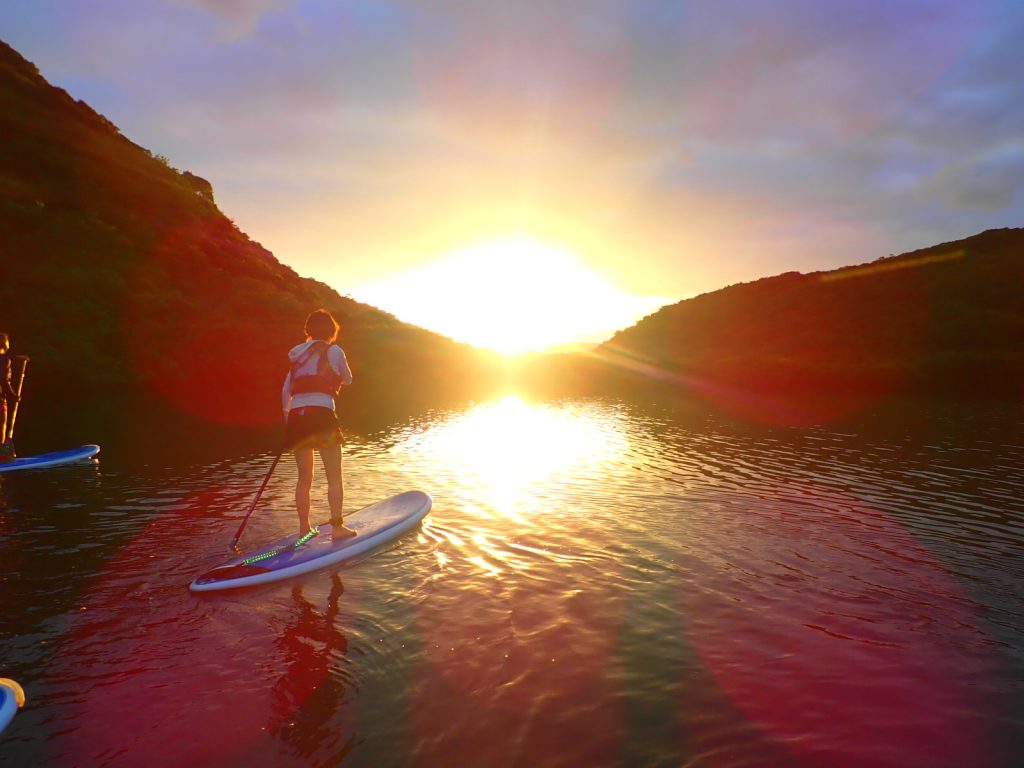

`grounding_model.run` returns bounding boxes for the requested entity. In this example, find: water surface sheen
[1,396,1022,767]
